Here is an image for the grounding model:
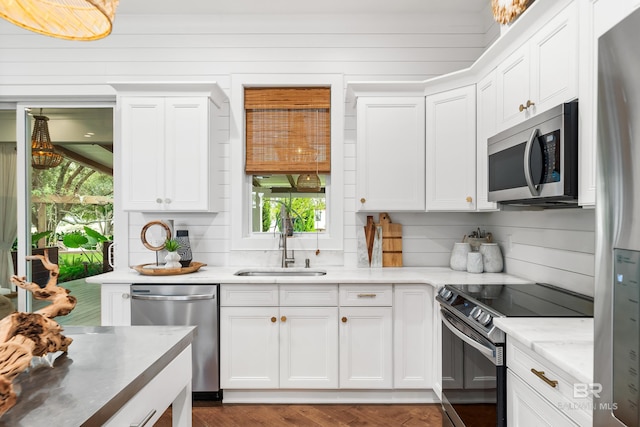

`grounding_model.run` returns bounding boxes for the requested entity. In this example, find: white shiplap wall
[0,7,597,298]
[0,11,494,269]
[484,209,596,296]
